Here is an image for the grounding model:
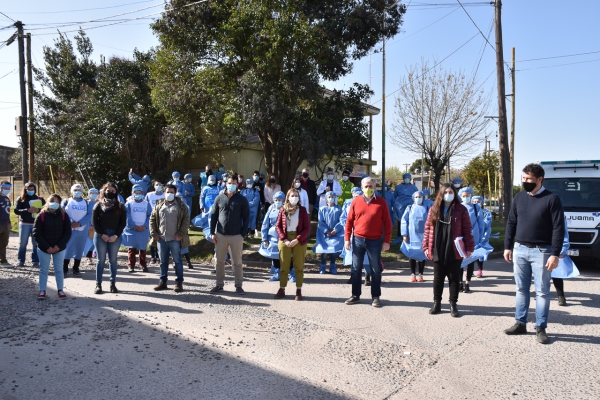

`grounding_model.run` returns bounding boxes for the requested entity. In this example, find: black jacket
[92,202,127,237]
[14,195,46,224]
[210,191,250,236]
[305,179,317,205]
[33,210,72,253]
